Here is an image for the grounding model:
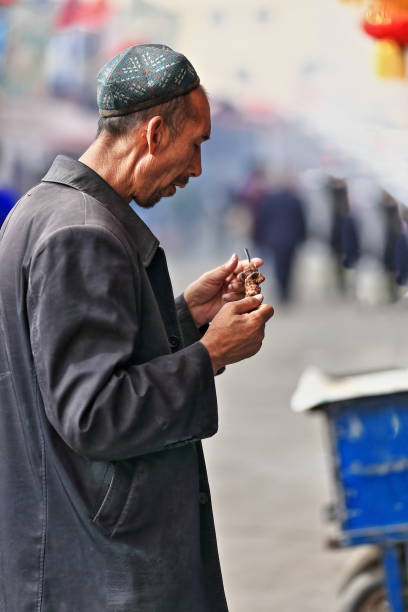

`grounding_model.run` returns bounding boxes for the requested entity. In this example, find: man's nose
[189,147,202,178]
